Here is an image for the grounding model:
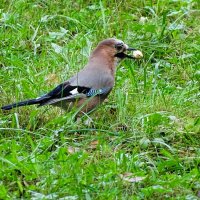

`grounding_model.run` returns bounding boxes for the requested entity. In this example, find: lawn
[0,0,200,199]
